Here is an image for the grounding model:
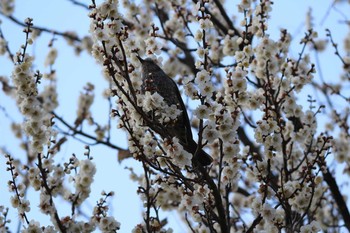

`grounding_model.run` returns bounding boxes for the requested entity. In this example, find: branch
[212,0,241,37]
[52,112,127,151]
[246,214,262,233]
[0,13,82,42]
[0,25,14,61]
[321,166,350,231]
[196,162,229,233]
[67,0,89,9]
[37,154,67,233]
